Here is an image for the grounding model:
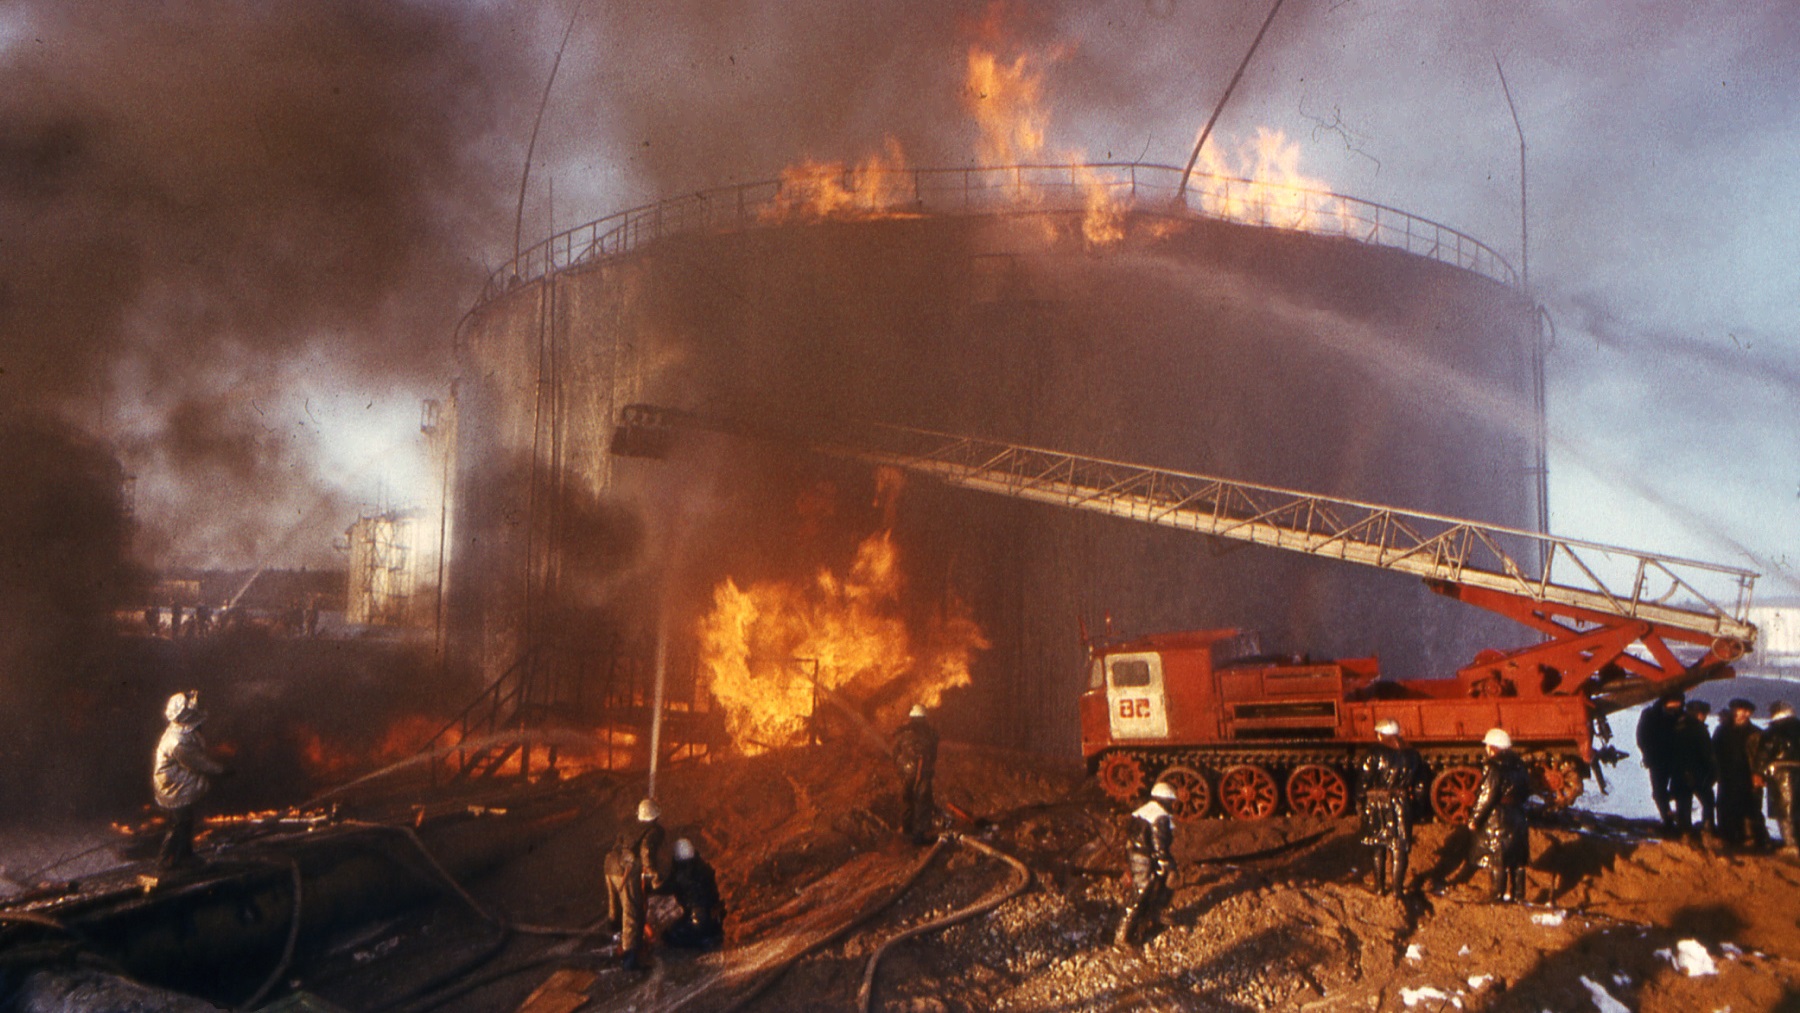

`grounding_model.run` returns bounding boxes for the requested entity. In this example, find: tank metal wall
[450,209,1541,754]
